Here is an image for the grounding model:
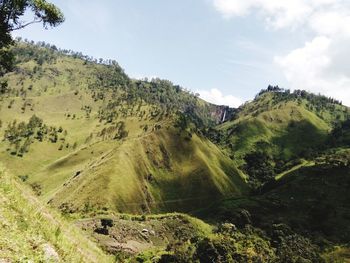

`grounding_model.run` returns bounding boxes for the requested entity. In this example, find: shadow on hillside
[272,119,328,160]
[200,163,350,244]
